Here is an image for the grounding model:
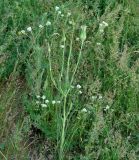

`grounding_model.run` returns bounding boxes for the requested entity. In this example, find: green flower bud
[80,25,87,42]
